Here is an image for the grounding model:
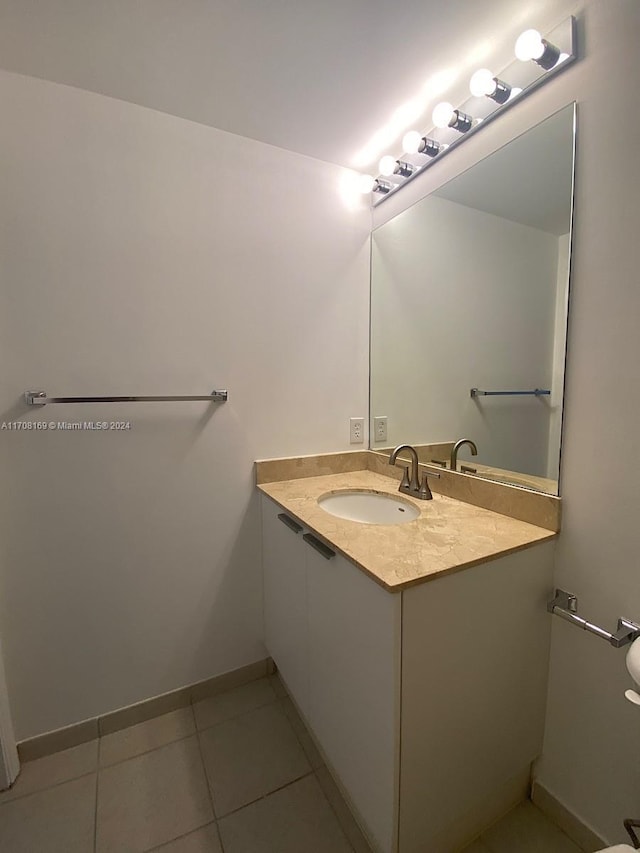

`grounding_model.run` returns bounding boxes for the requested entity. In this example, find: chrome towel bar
[547,589,640,648]
[24,389,228,406]
[470,388,550,397]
